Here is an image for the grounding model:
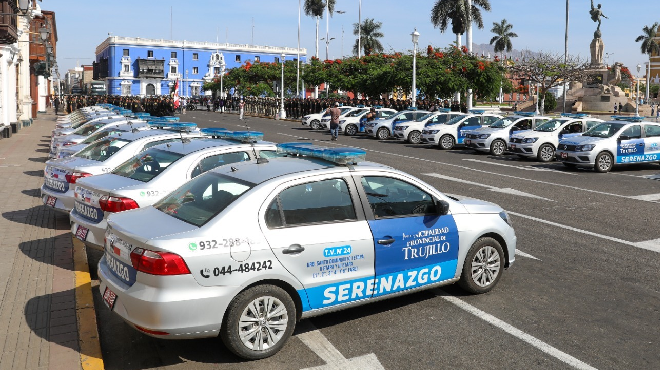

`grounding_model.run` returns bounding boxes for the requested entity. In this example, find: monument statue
[589,0,608,38]
[608,62,622,86]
